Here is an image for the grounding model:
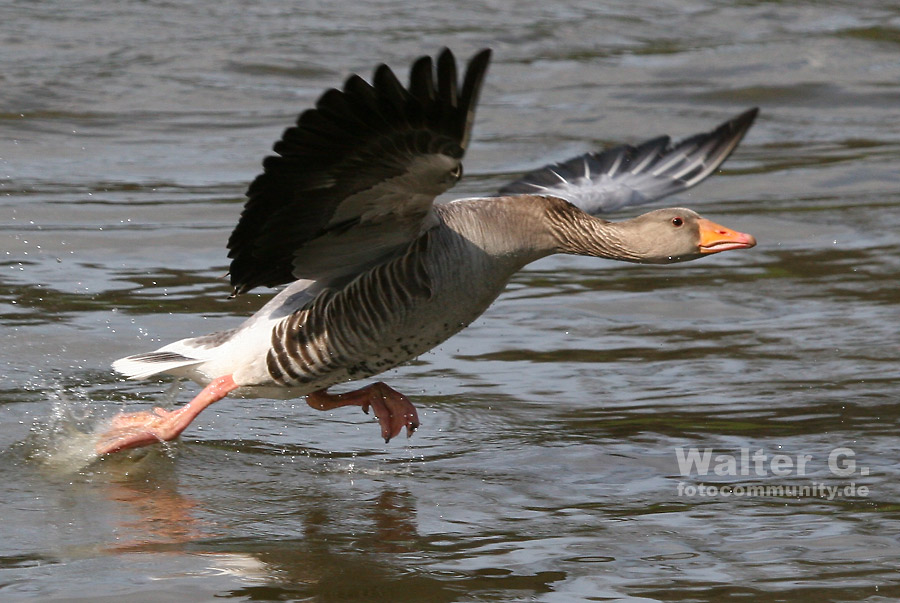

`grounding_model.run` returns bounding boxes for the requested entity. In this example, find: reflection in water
[87,458,570,601]
[227,487,431,598]
[100,461,215,553]
[88,459,436,595]
[368,489,418,554]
